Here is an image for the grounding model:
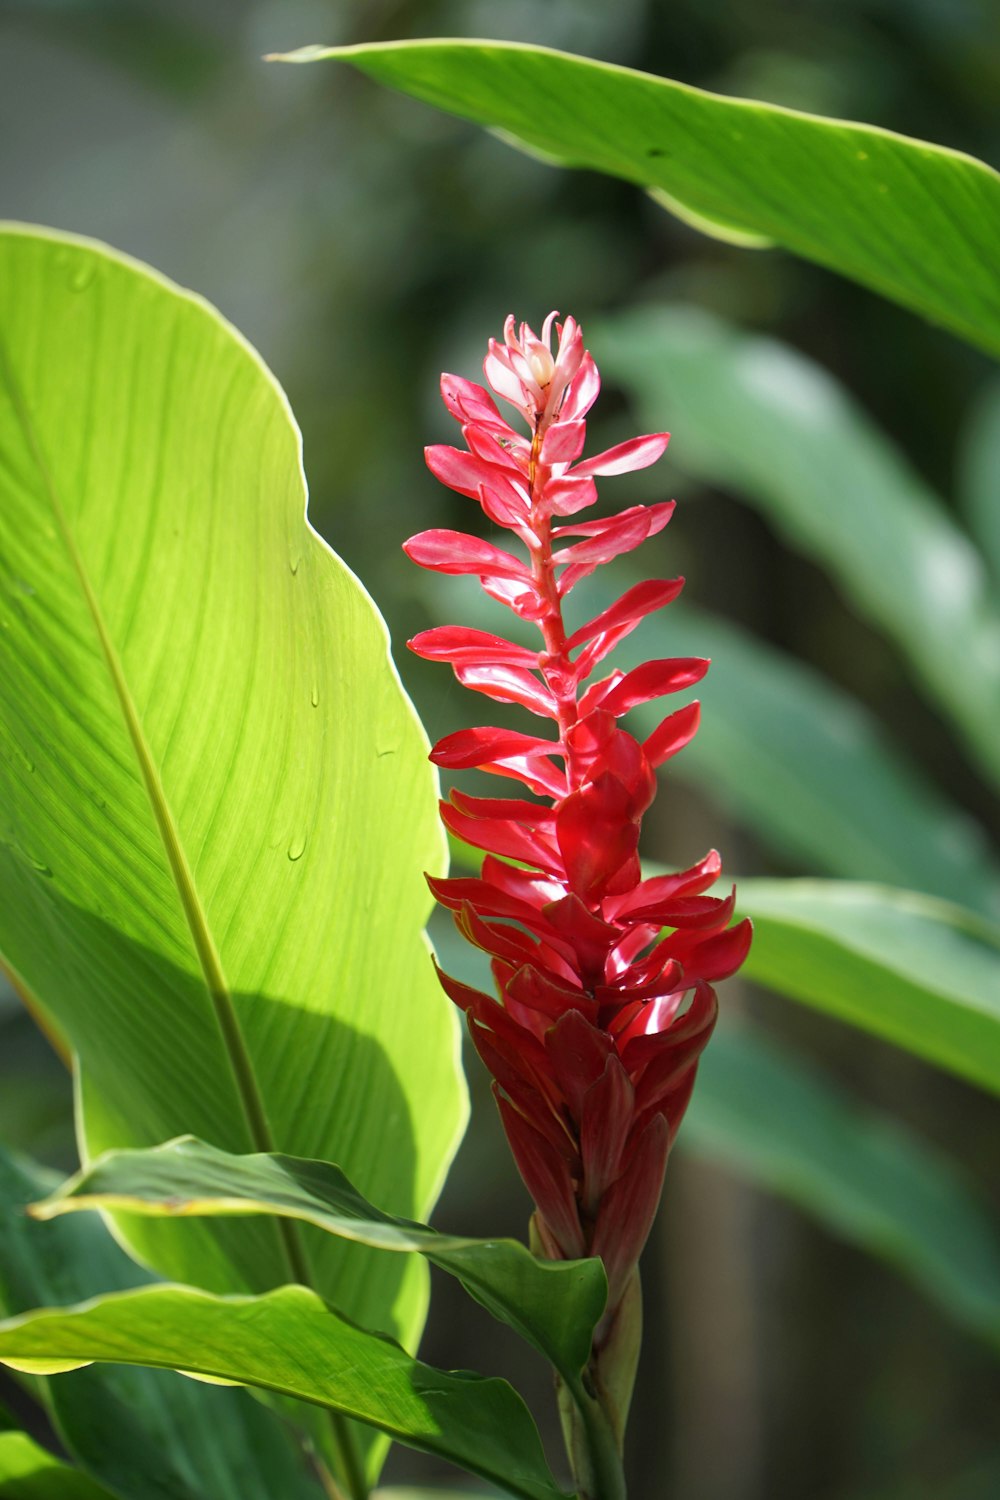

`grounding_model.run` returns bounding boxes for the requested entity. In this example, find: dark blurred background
[2,2,999,1497]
